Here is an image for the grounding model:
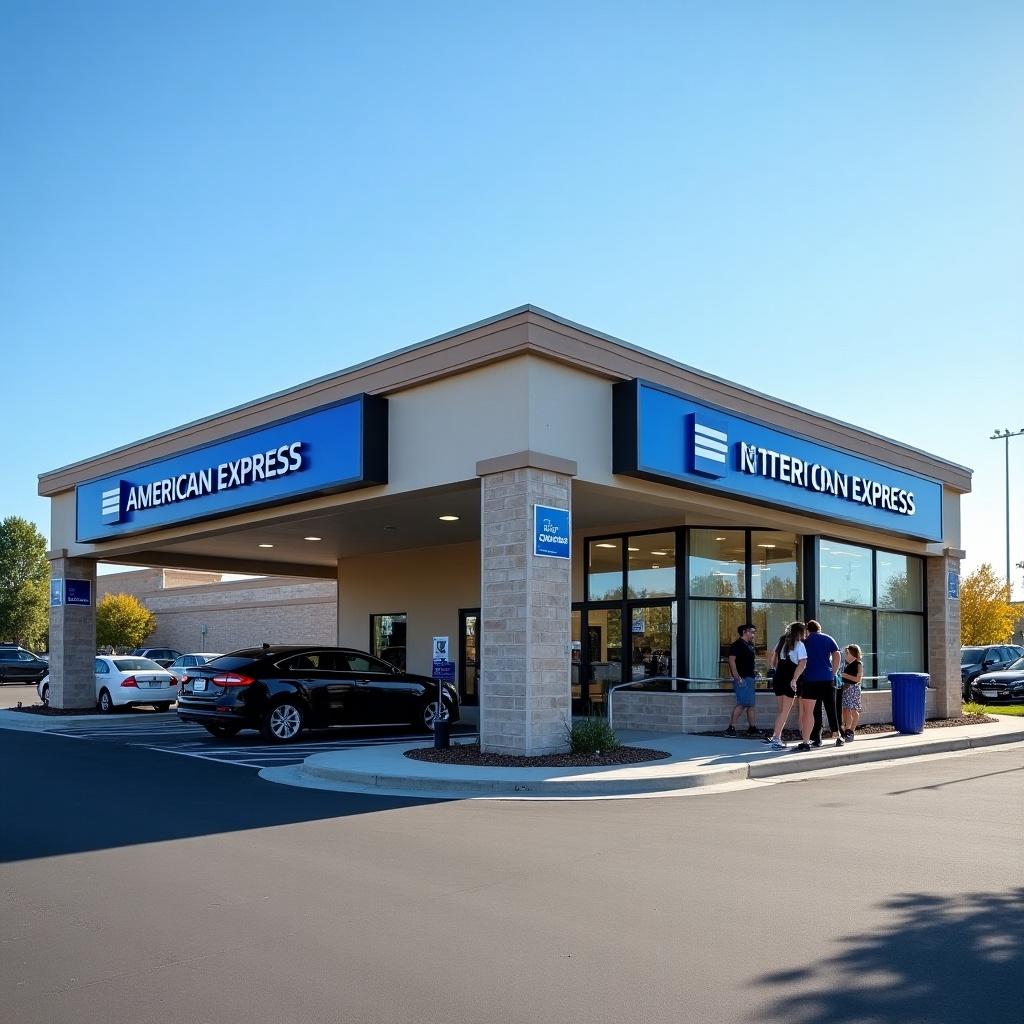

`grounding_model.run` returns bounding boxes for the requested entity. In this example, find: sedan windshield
[960,649,984,666]
[113,658,164,672]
